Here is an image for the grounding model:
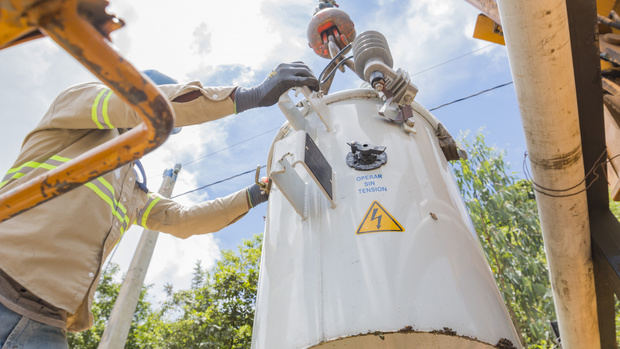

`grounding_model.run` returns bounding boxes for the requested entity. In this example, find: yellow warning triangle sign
[356,200,404,234]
